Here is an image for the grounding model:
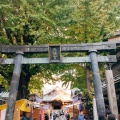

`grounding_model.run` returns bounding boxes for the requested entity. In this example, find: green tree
[65,0,120,43]
[0,0,75,98]
[0,0,120,99]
